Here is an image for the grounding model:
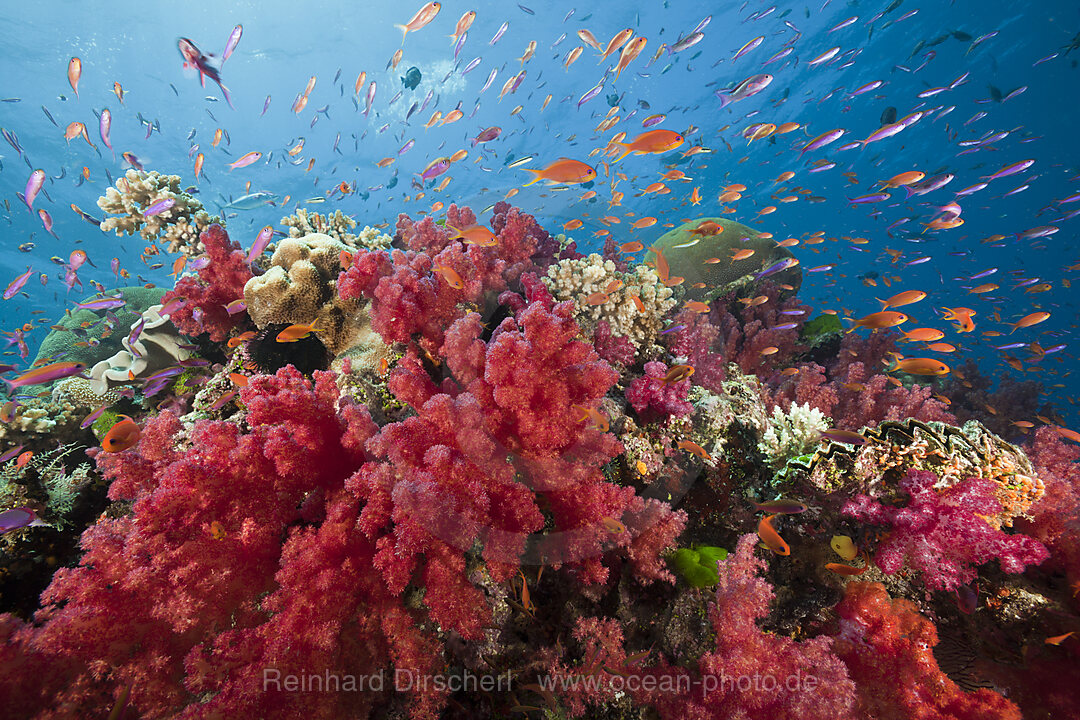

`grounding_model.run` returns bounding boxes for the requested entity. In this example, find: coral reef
[159,224,253,342]
[280,207,394,250]
[88,305,193,393]
[97,169,219,255]
[244,233,365,355]
[842,469,1048,591]
[542,253,677,348]
[758,401,830,469]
